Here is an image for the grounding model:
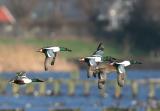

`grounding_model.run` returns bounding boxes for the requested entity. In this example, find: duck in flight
[9,71,44,85]
[93,57,142,89]
[79,42,105,78]
[37,46,72,71]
